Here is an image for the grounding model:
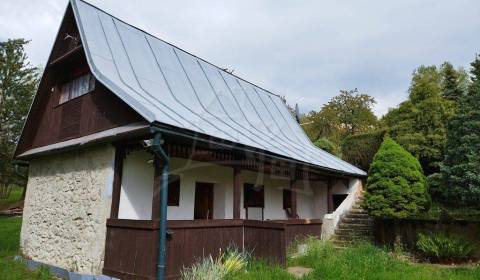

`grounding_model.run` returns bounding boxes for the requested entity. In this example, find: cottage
[16,0,367,279]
